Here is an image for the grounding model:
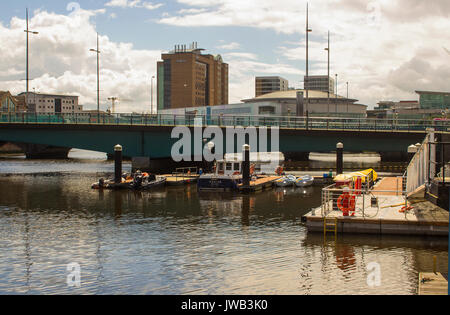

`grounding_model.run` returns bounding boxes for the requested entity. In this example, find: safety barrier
[2,112,450,132]
[321,178,406,218]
